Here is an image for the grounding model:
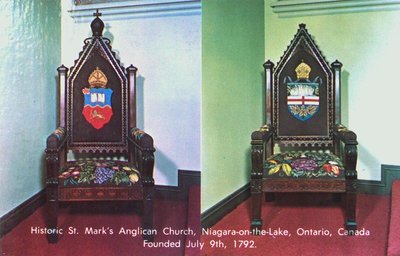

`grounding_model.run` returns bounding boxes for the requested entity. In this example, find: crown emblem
[88,67,108,87]
[295,61,311,80]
